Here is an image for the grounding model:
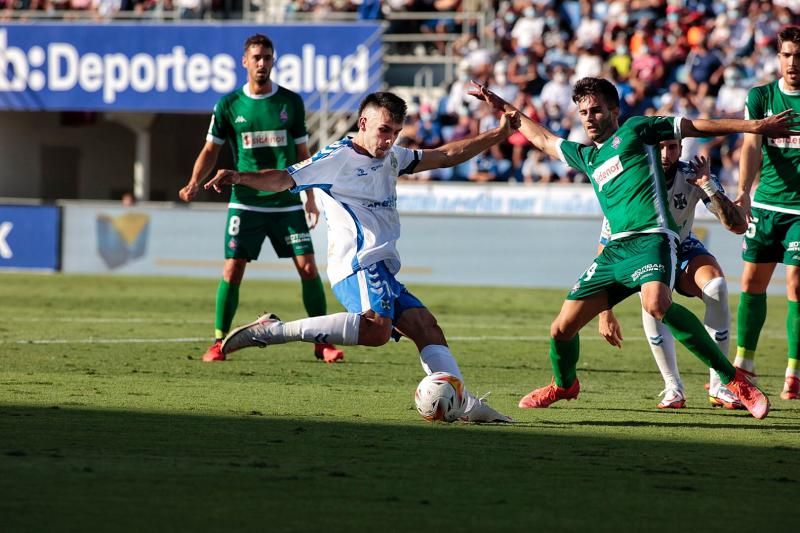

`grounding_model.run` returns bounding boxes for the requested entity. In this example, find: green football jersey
[745,79,800,211]
[207,84,308,208]
[560,116,680,241]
